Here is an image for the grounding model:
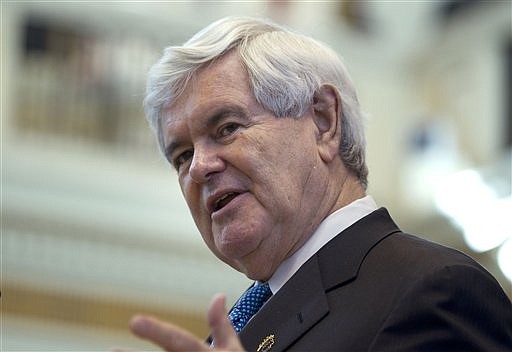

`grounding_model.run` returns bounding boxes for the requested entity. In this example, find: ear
[312,84,342,163]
